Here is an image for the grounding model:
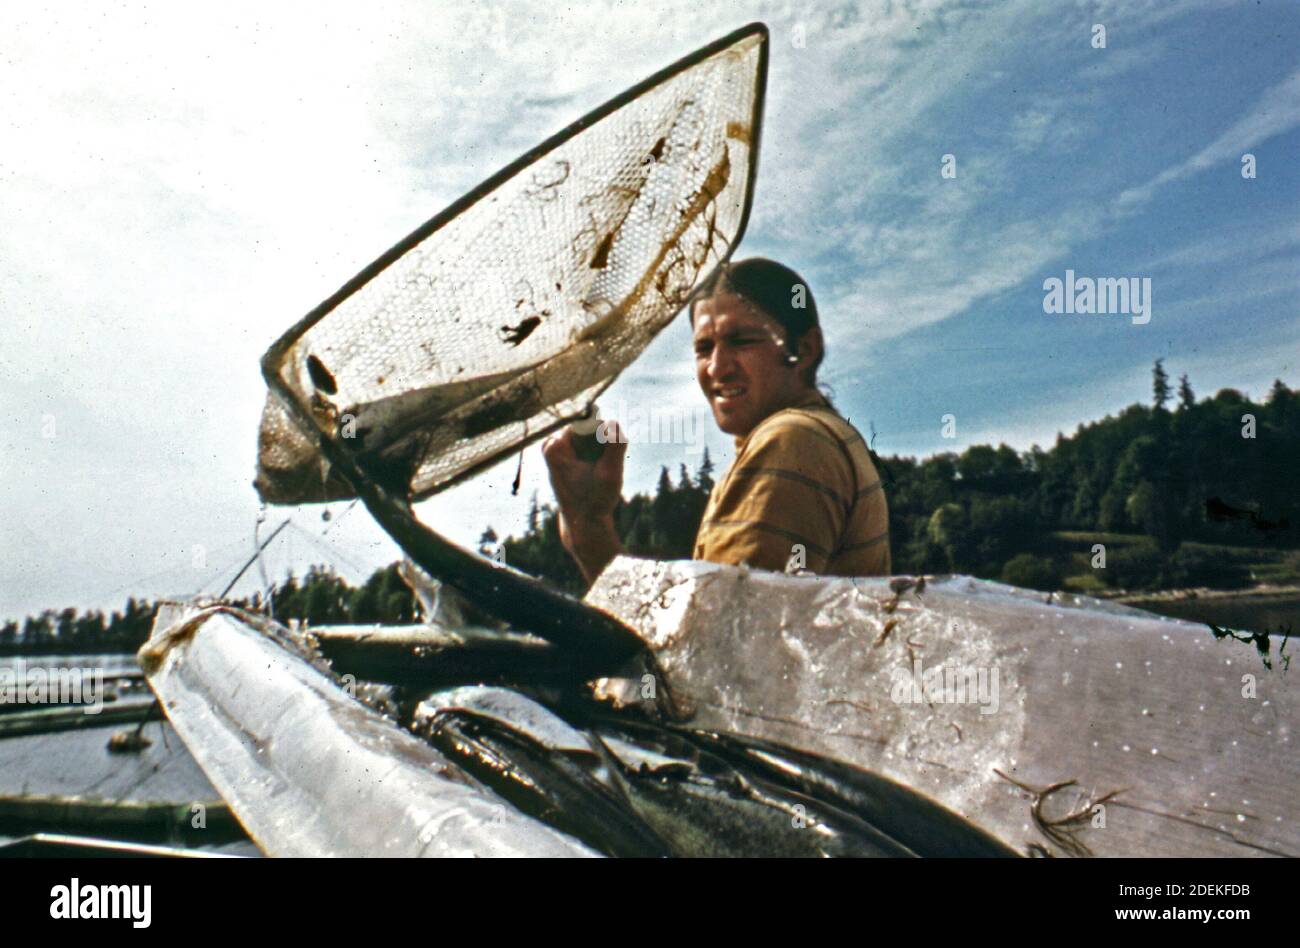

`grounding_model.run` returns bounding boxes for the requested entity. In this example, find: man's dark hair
[691,257,822,383]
